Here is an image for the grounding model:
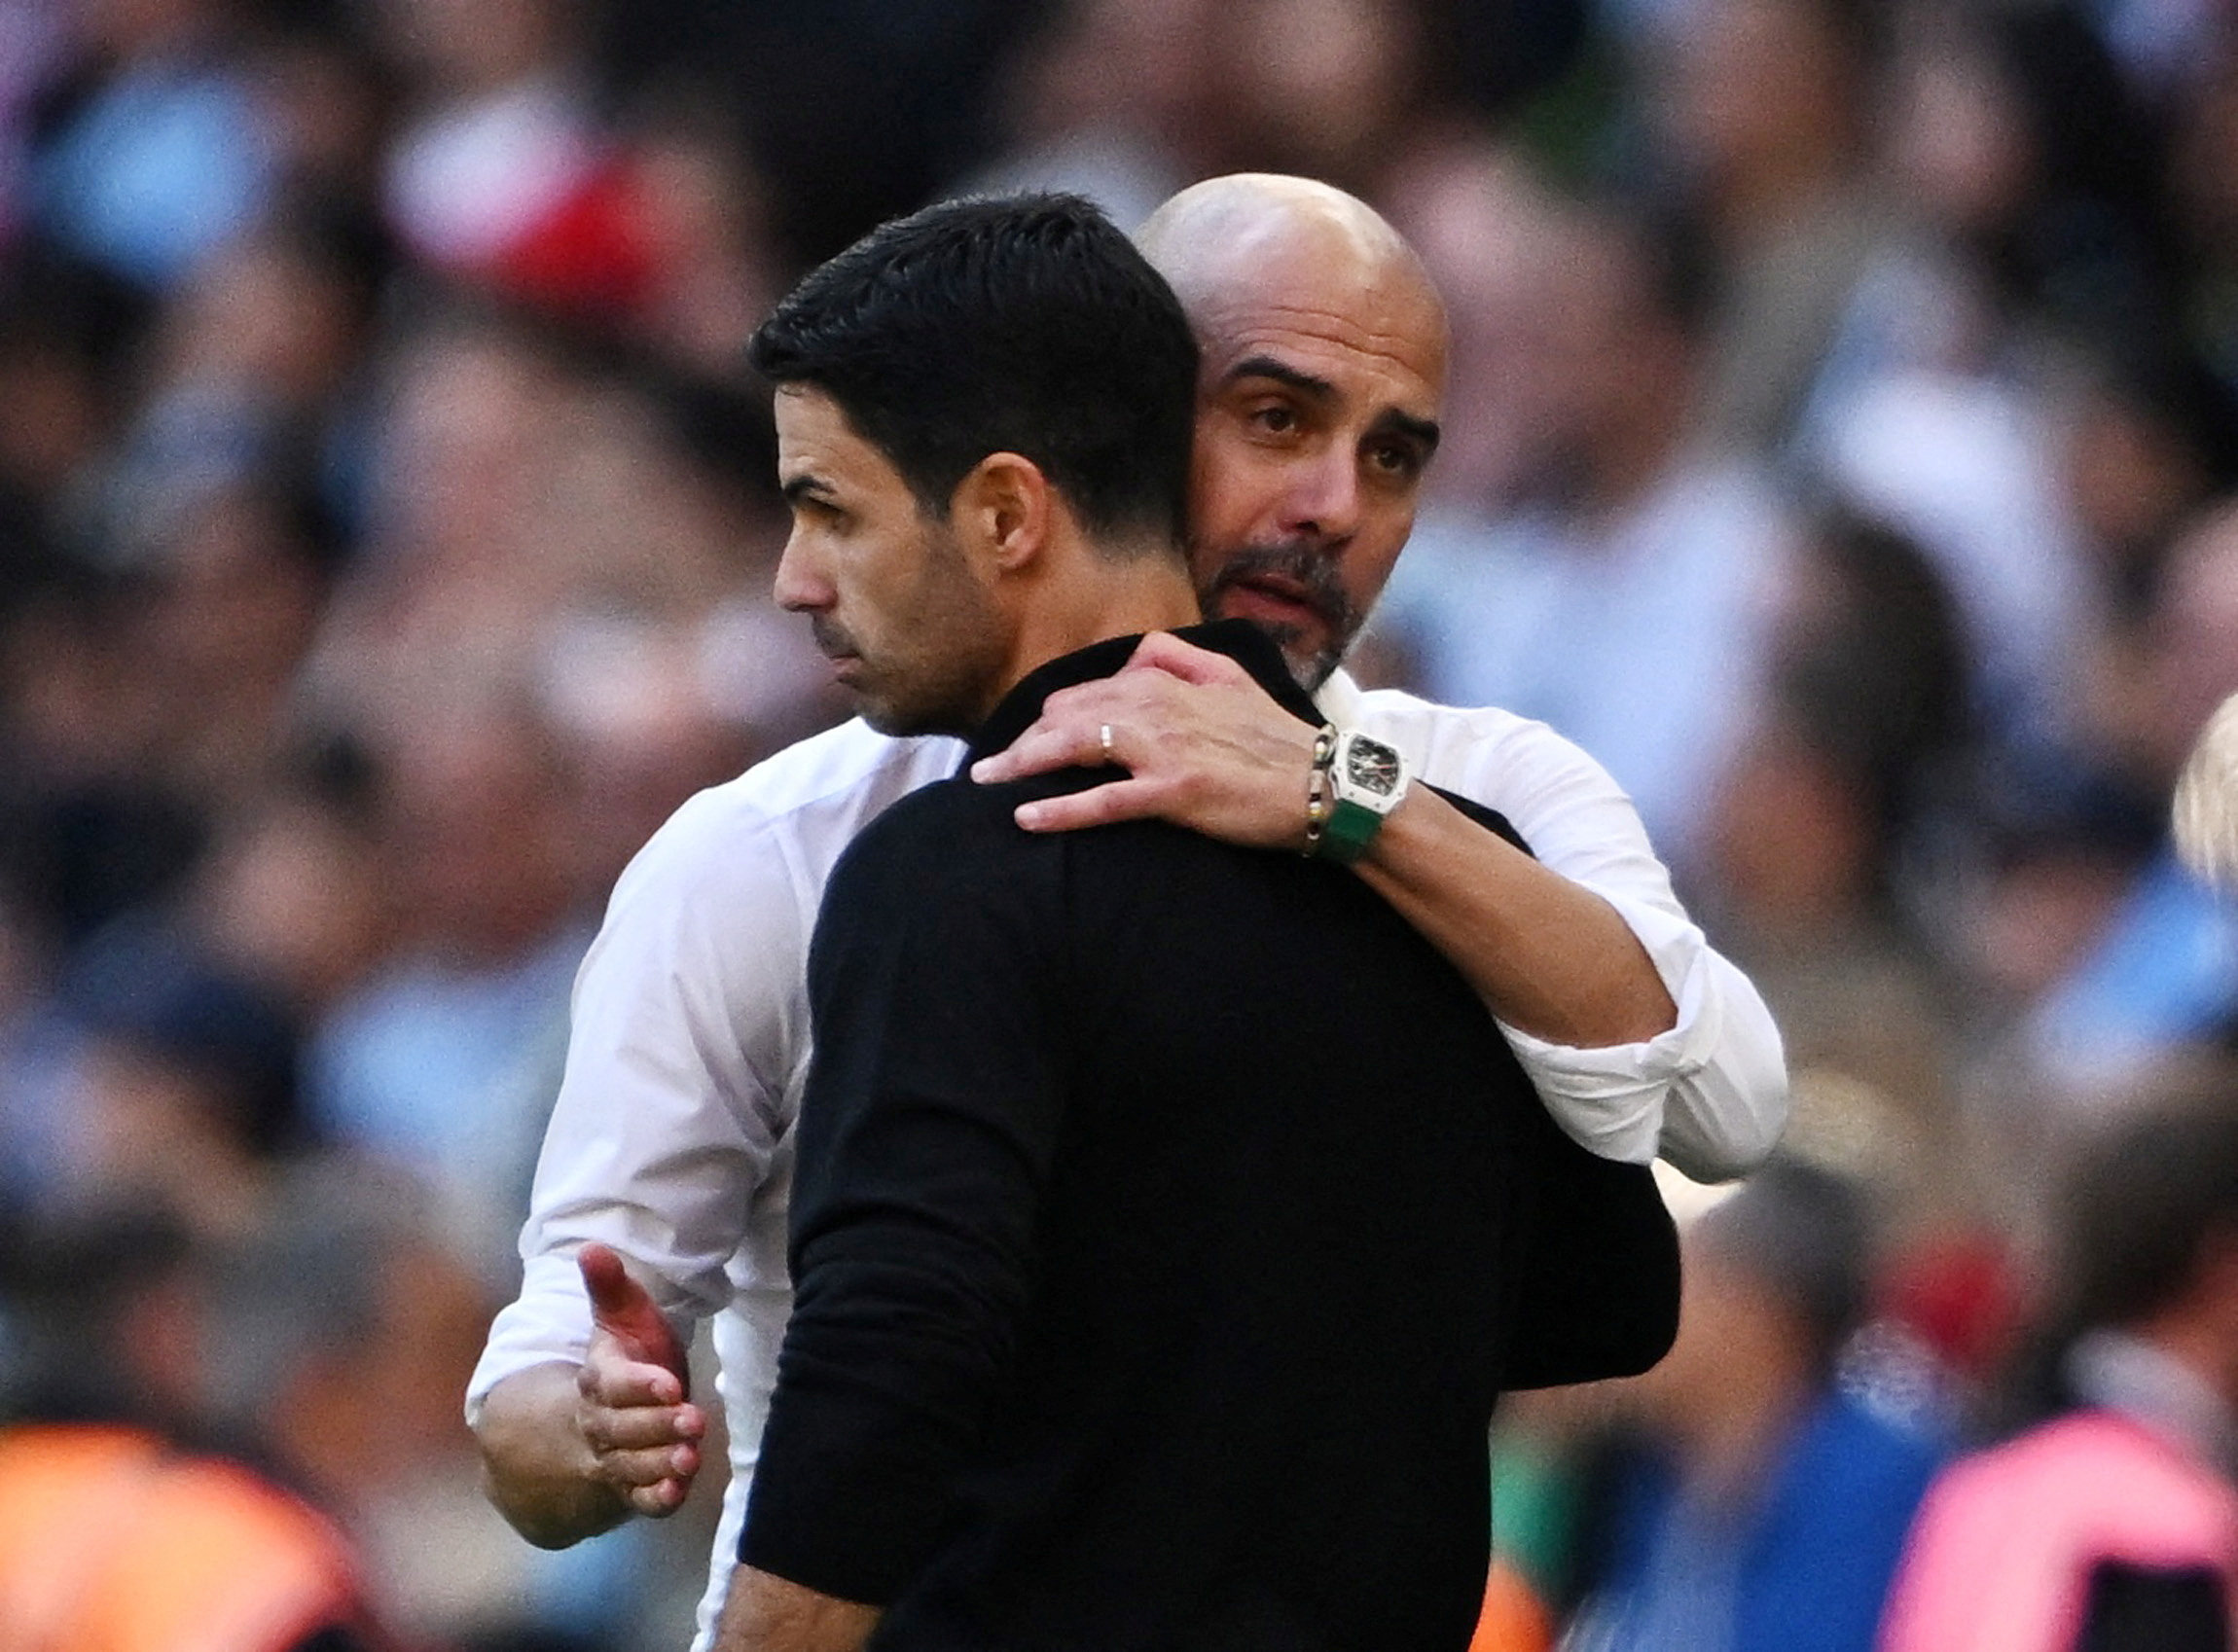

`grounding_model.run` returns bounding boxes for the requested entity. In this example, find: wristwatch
[1318,730,1409,864]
